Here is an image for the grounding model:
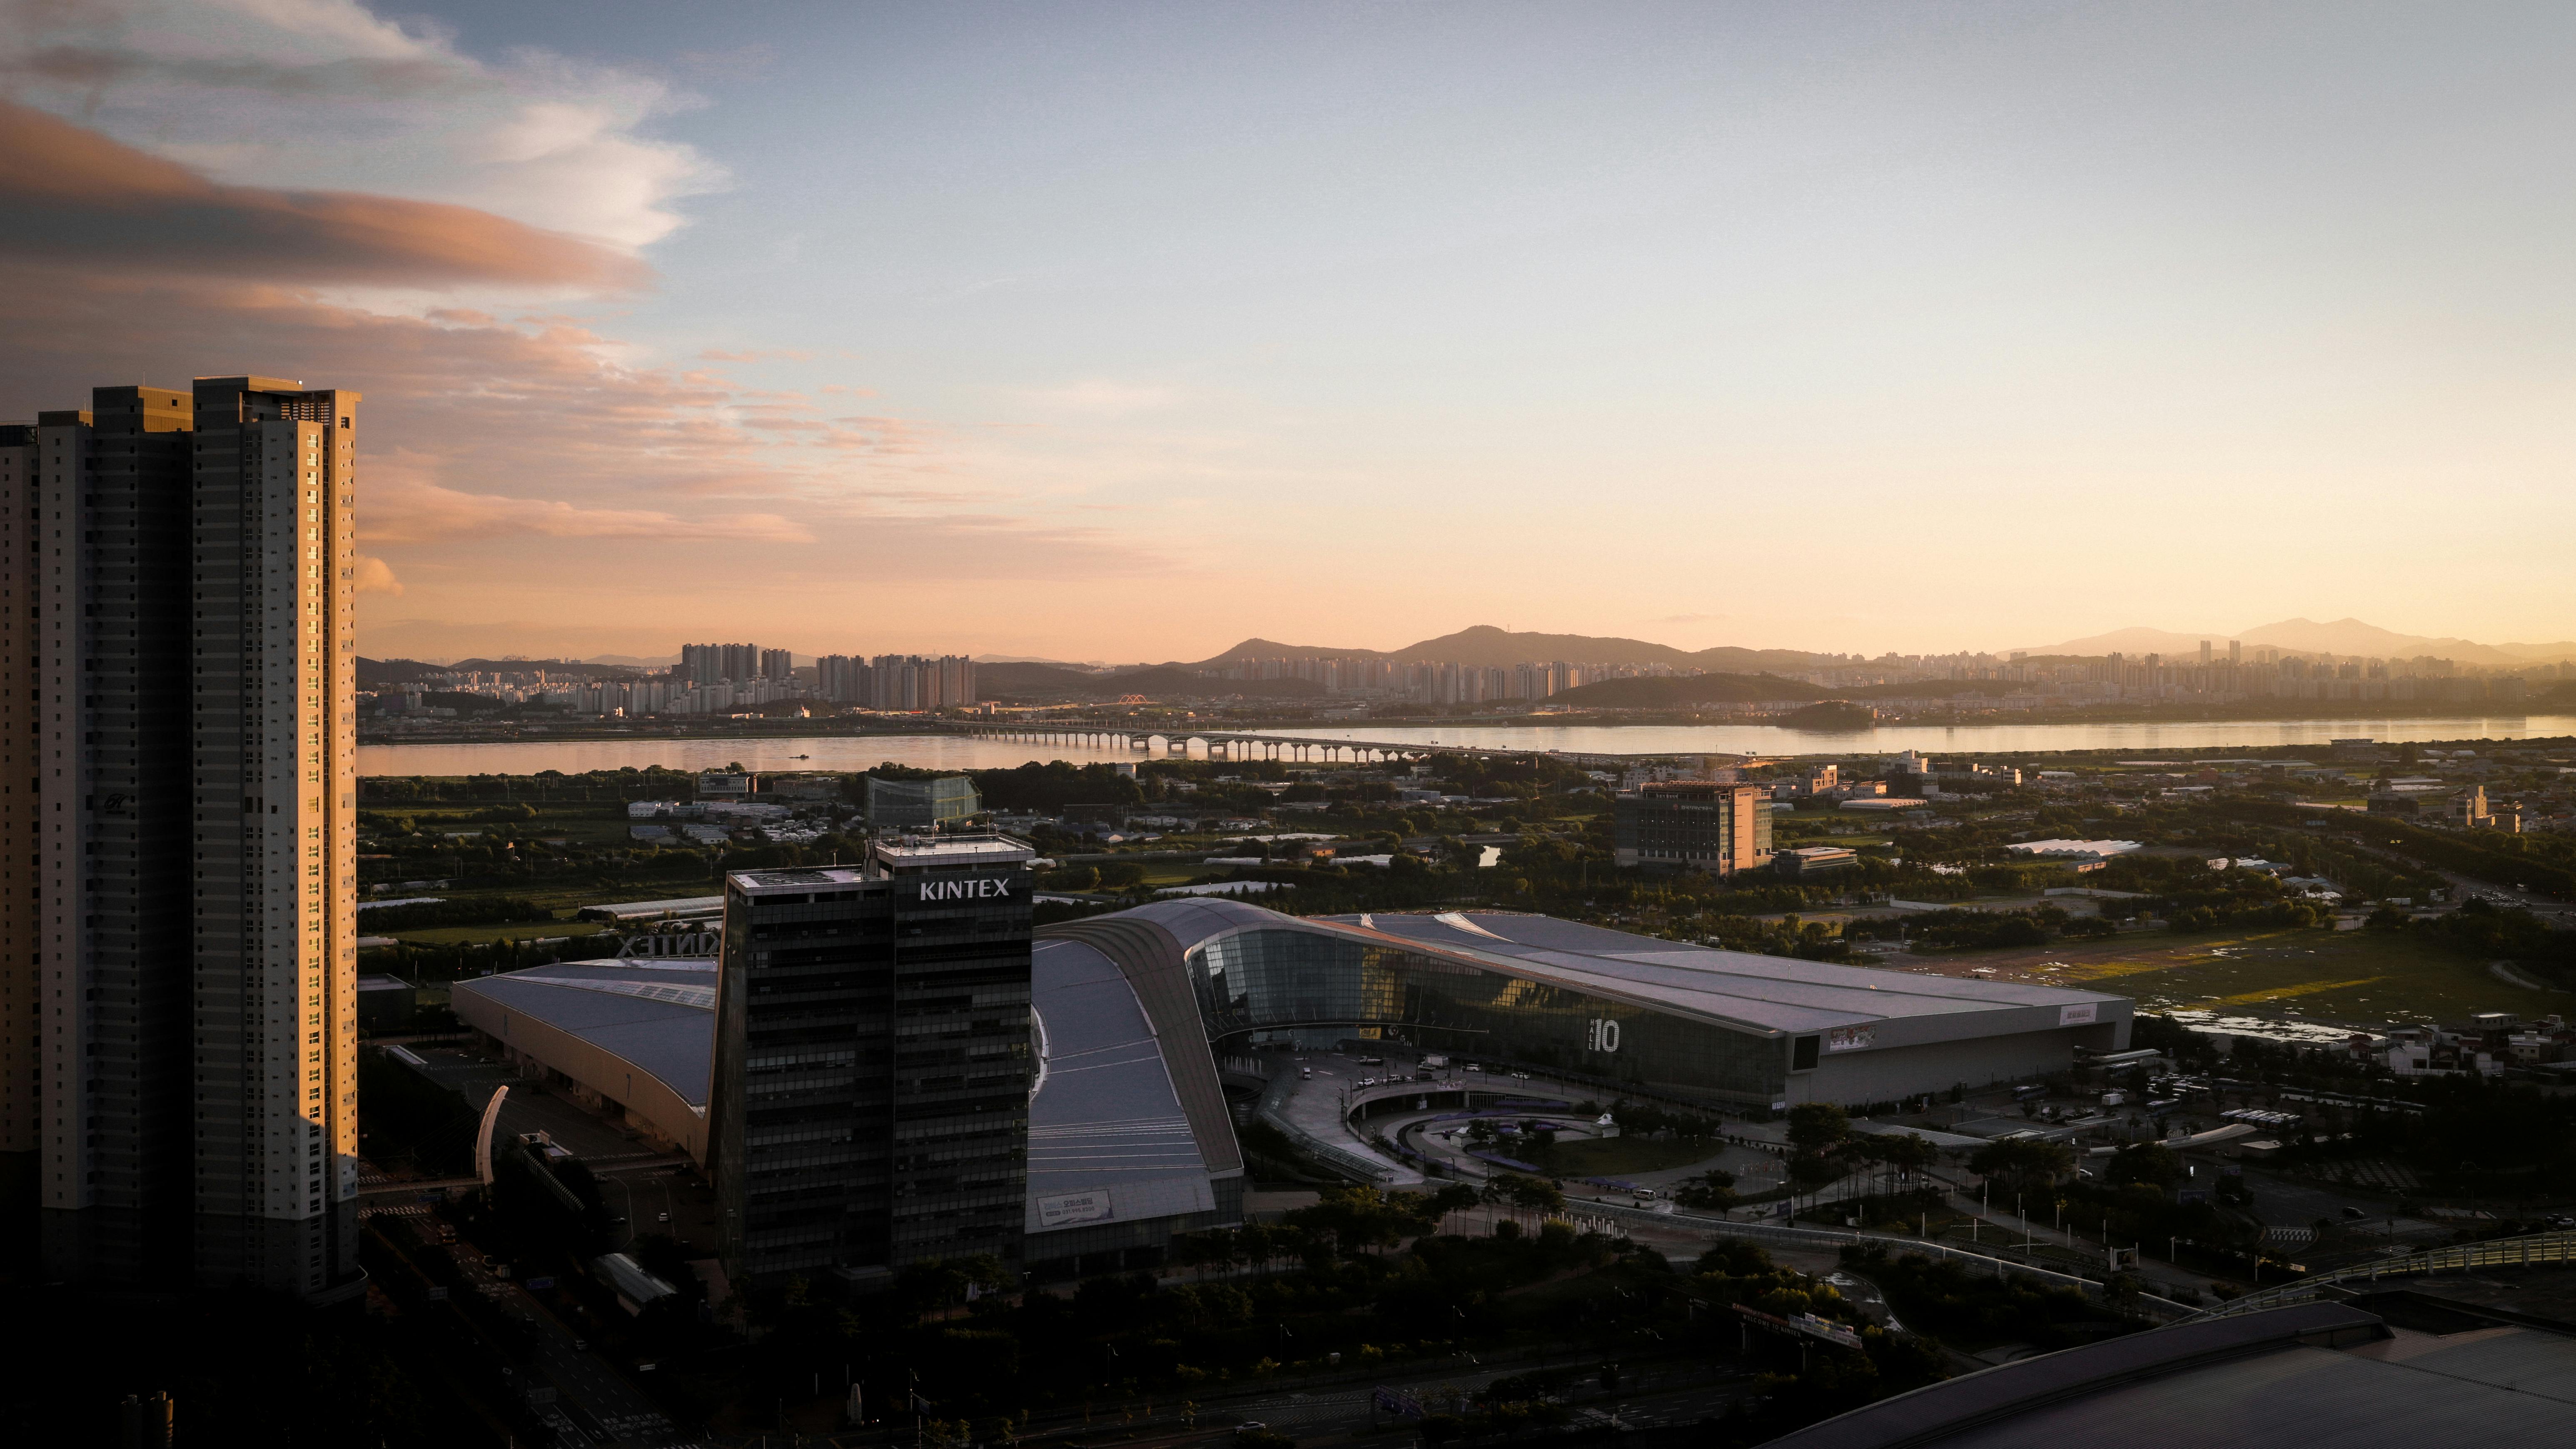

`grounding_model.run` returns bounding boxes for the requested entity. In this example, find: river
[356,713,2576,777]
